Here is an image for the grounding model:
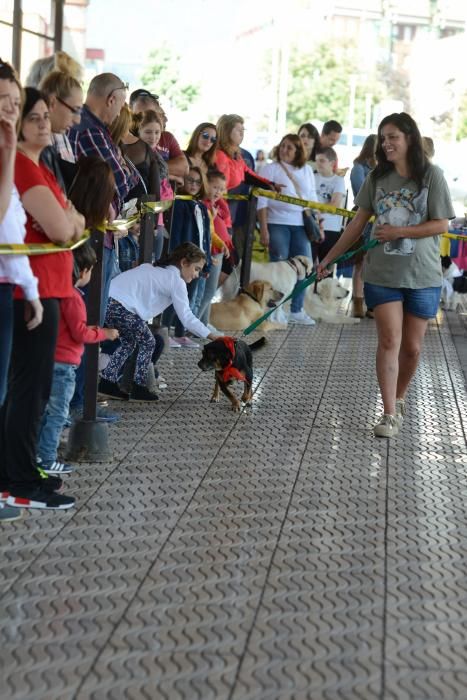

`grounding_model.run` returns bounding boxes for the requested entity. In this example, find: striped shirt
[68,105,135,211]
